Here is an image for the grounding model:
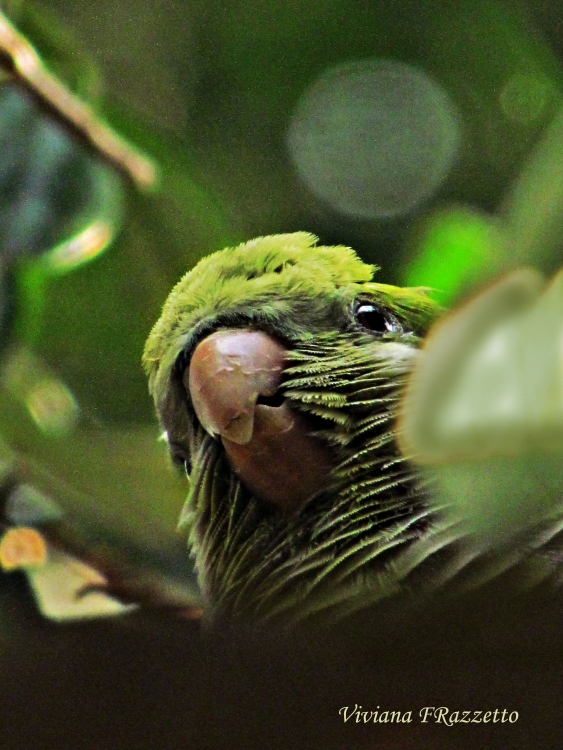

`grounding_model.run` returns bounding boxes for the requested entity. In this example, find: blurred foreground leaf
[400,266,563,554]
